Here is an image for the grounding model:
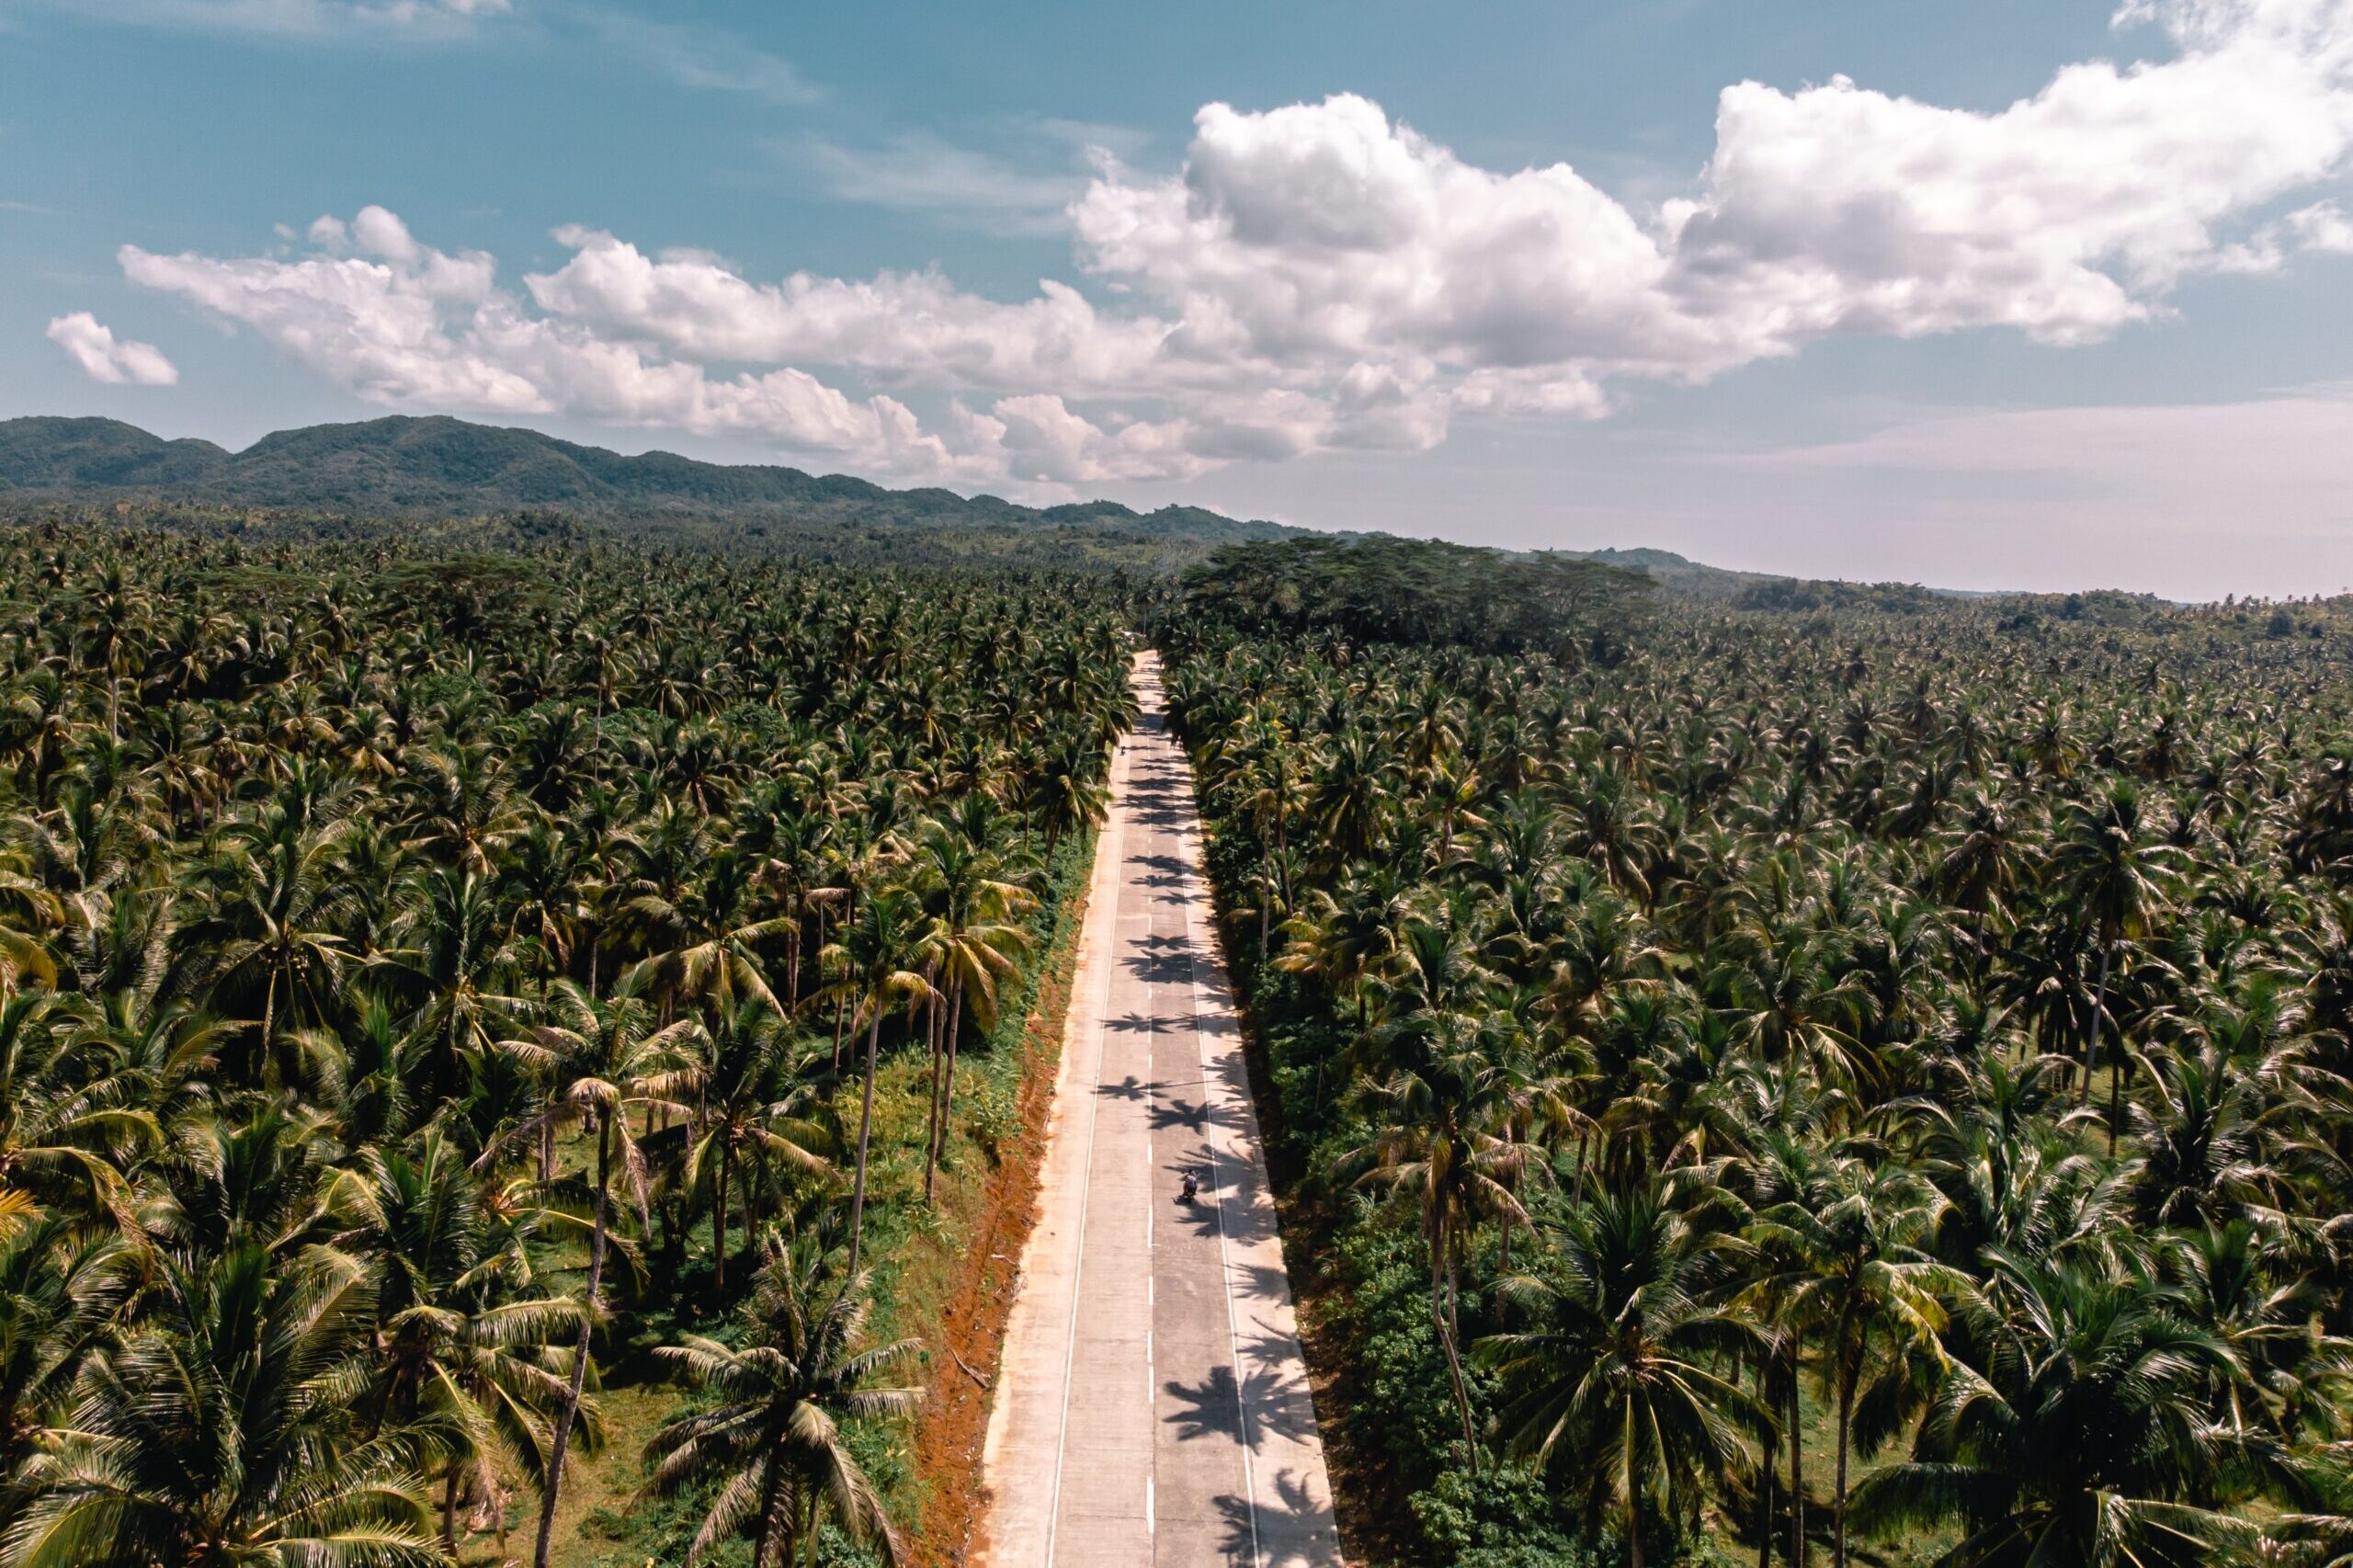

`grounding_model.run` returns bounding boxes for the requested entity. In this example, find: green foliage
[0,519,1135,1565]
[1172,534,1654,654]
[0,414,1295,574]
[1165,586,2353,1564]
